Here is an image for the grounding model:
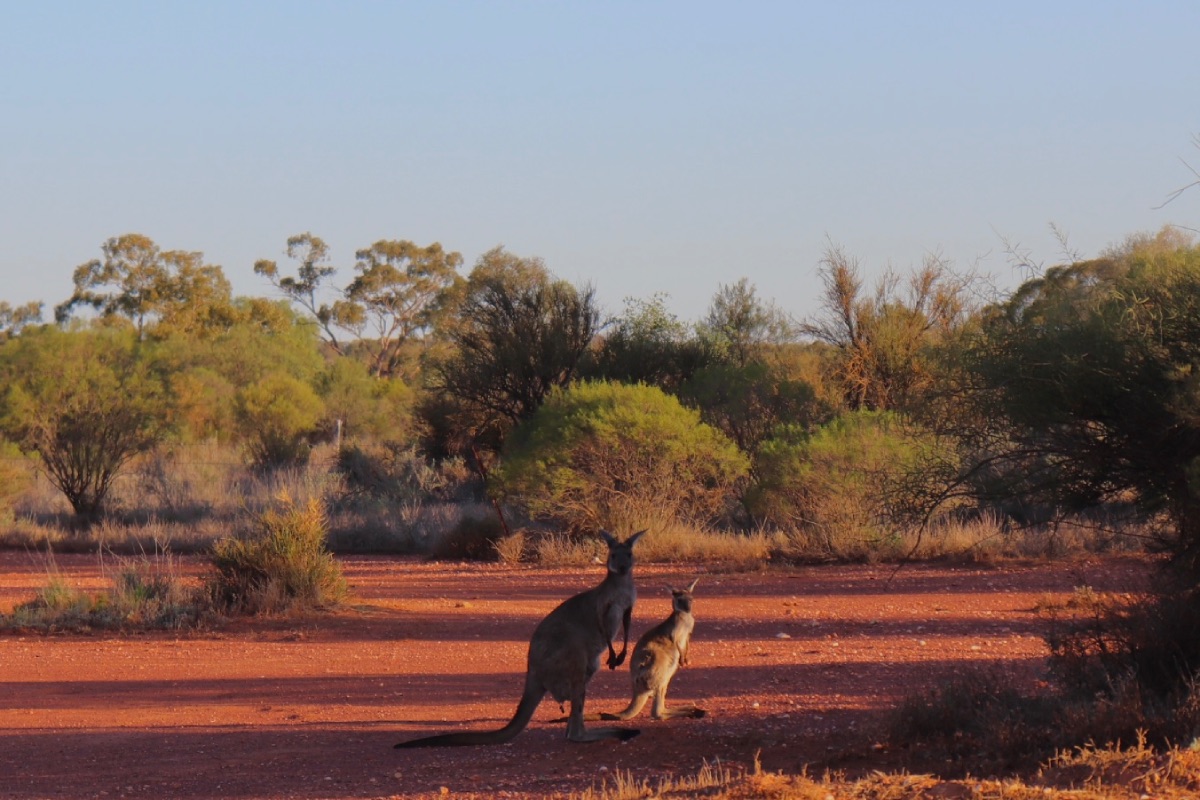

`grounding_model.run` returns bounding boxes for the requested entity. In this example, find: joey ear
[687,578,700,592]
